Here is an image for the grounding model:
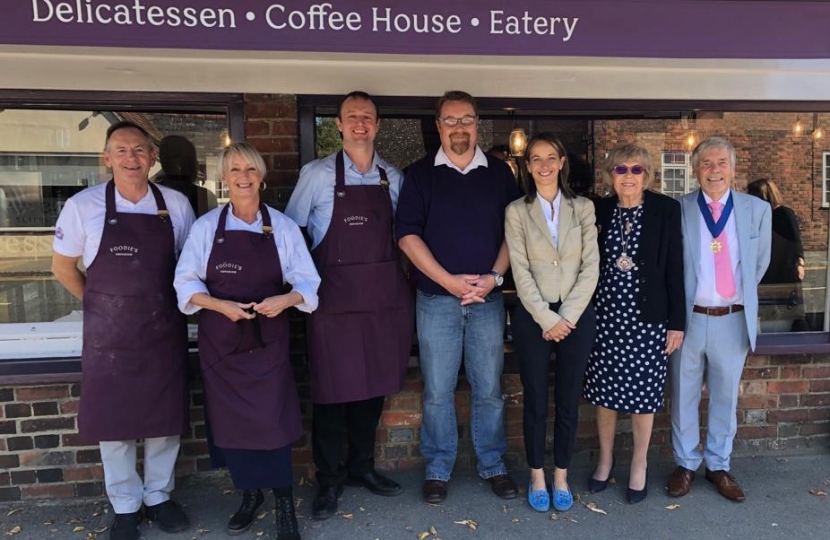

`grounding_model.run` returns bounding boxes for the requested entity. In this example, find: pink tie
[709,201,736,299]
